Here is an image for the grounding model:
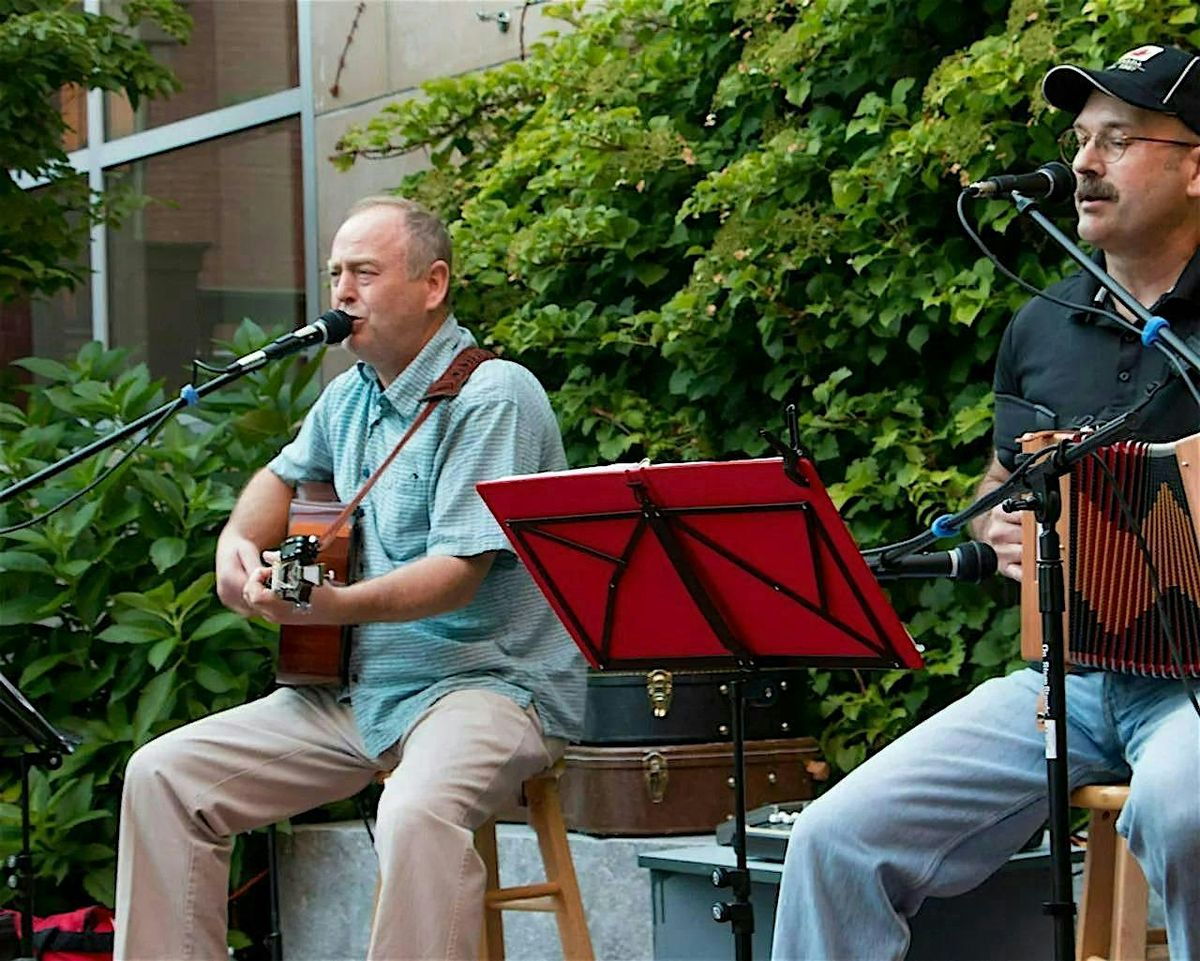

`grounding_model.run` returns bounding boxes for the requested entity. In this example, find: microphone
[865,541,998,582]
[966,161,1076,203]
[228,309,355,371]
